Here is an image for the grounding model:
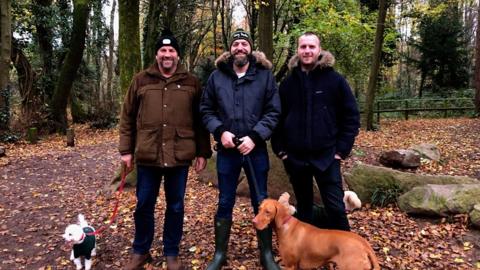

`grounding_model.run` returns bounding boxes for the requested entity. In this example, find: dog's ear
[278,192,296,215]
